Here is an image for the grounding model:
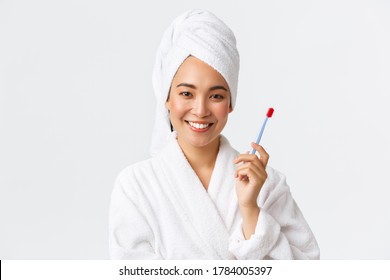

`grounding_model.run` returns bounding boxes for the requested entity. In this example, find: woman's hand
[233,142,269,209]
[233,142,269,239]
